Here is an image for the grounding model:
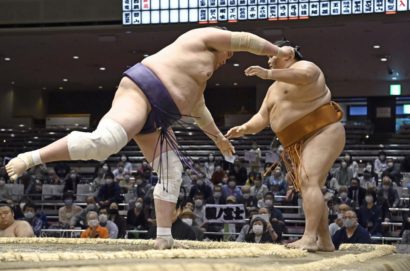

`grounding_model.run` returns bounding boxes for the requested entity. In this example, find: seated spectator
[250,173,269,201]
[221,176,243,203]
[343,153,359,178]
[132,172,152,199]
[179,208,203,240]
[193,193,206,227]
[97,172,122,208]
[265,165,287,197]
[244,216,278,243]
[91,163,112,193]
[211,165,226,185]
[336,186,353,207]
[120,154,133,173]
[99,207,118,239]
[377,176,400,208]
[113,161,126,181]
[348,178,366,209]
[332,210,371,249]
[249,142,262,173]
[261,193,284,222]
[189,173,213,203]
[54,162,71,179]
[80,211,109,239]
[0,177,11,201]
[236,209,259,242]
[241,185,257,213]
[358,192,382,236]
[71,196,99,228]
[212,185,223,204]
[329,203,351,237]
[63,170,80,194]
[360,162,378,189]
[0,201,34,237]
[22,202,47,237]
[204,153,216,180]
[382,158,402,187]
[182,200,194,212]
[147,206,196,241]
[333,159,354,187]
[230,159,248,186]
[127,197,149,230]
[245,171,257,187]
[58,192,83,228]
[108,202,127,238]
[374,151,388,178]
